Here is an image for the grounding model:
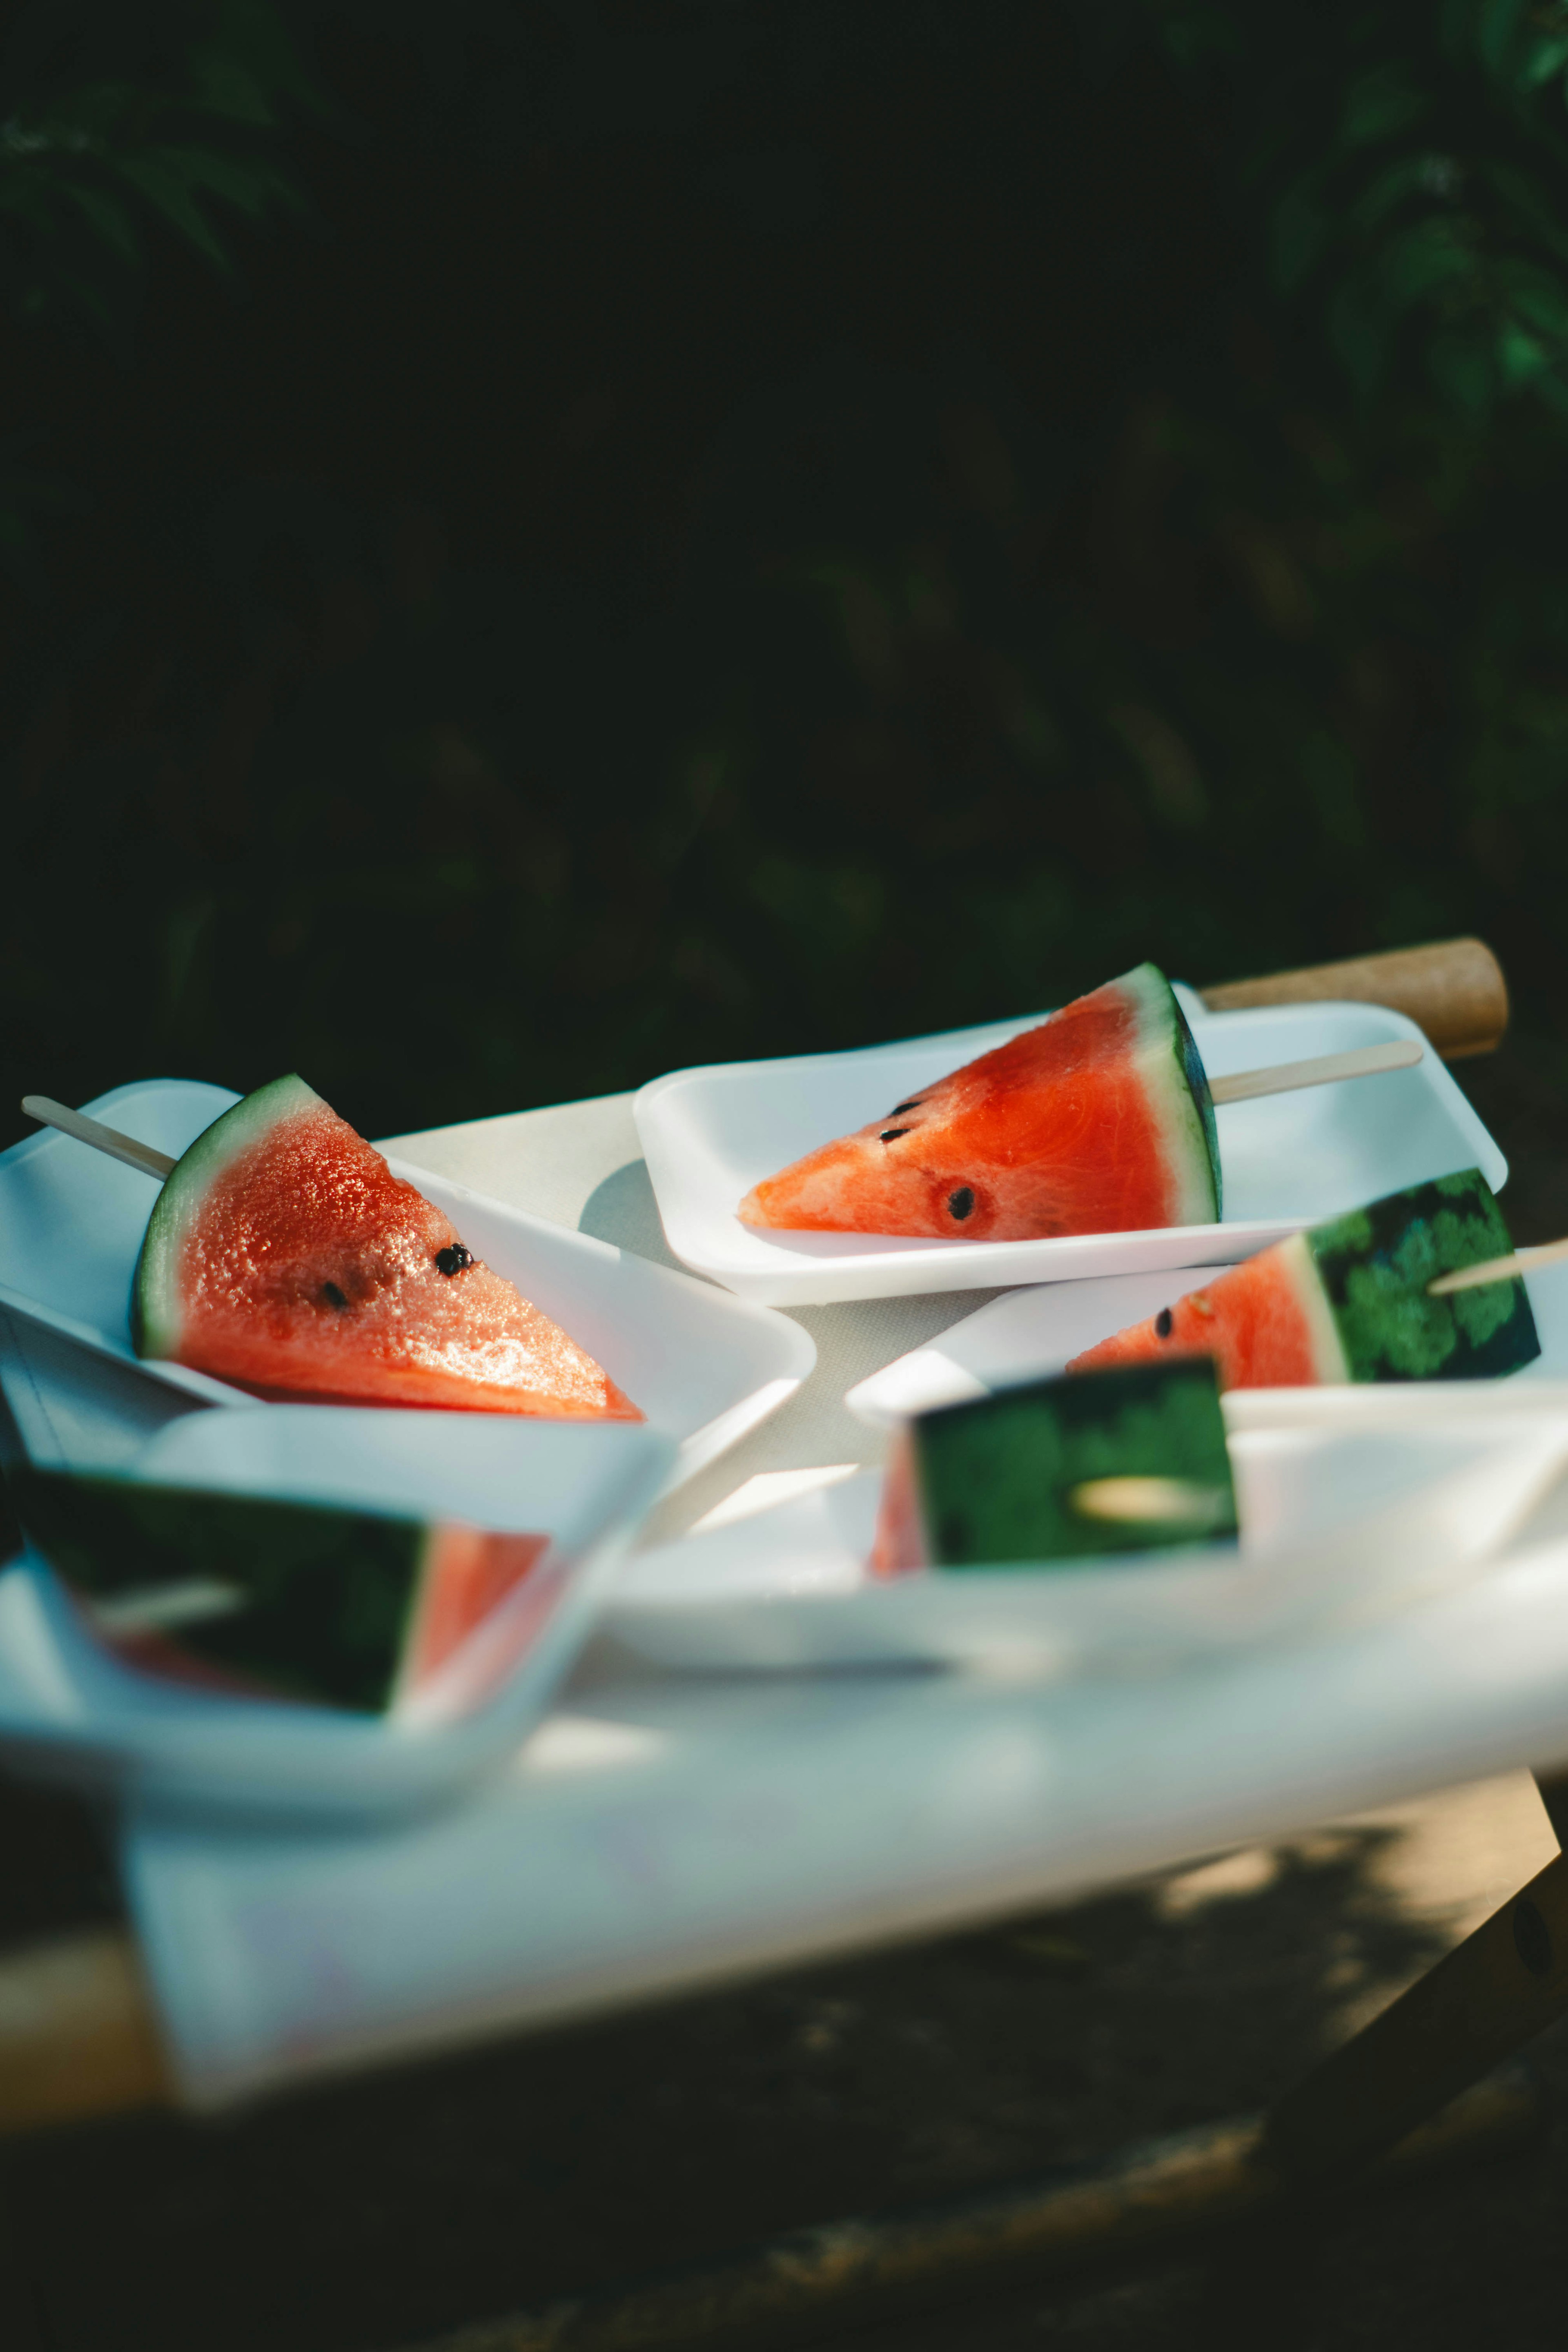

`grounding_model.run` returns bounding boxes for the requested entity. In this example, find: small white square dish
[0,1080,816,1488]
[844,1258,1568,1429]
[633,992,1506,1306]
[602,1408,1568,1673]
[0,1409,675,1821]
